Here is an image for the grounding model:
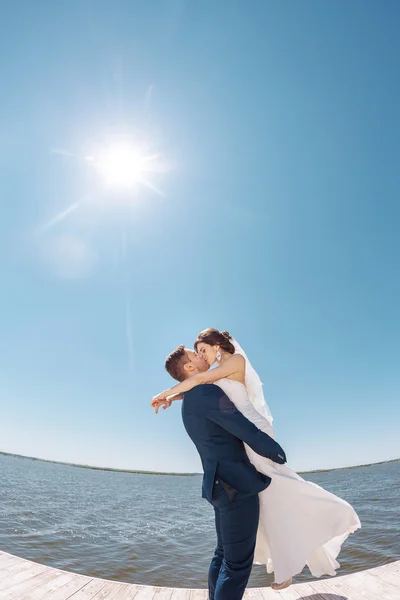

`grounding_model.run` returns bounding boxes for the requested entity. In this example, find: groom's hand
[271,449,287,465]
